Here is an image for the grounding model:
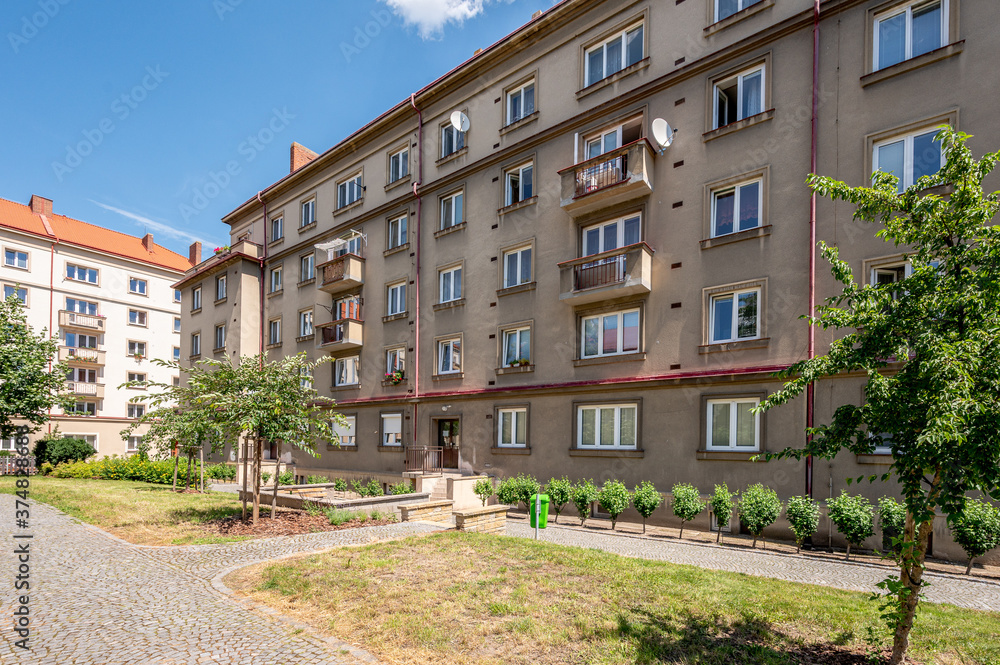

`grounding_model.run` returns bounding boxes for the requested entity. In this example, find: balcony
[558,242,654,306]
[59,310,106,332]
[58,346,106,366]
[316,318,363,352]
[66,381,105,400]
[558,139,656,217]
[317,253,364,295]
